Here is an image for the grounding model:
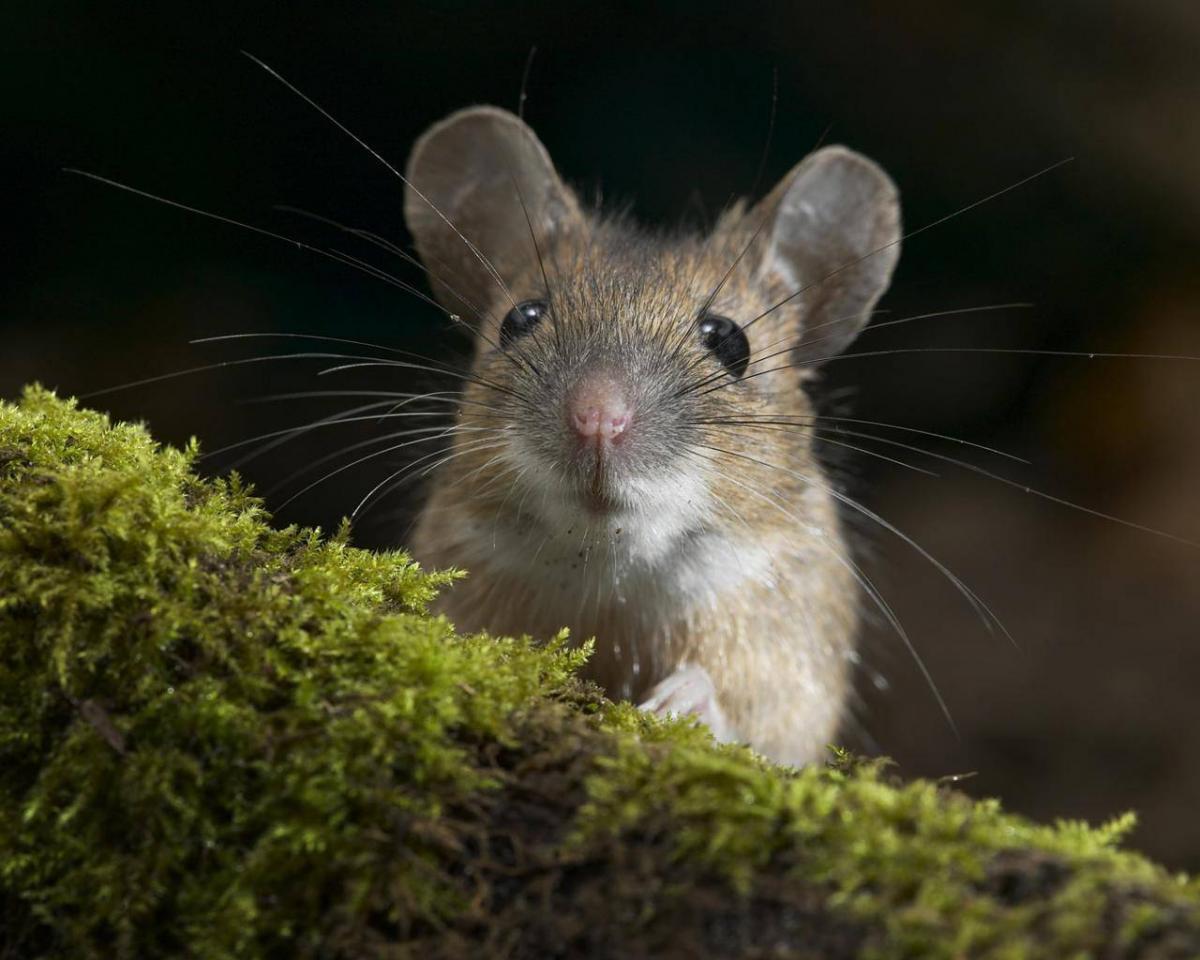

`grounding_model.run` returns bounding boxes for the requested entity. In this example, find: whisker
[279,429,496,512]
[689,414,1029,464]
[223,347,520,400]
[490,460,531,551]
[679,303,1037,399]
[203,407,462,462]
[193,333,493,398]
[325,246,448,313]
[668,209,775,380]
[747,66,779,201]
[812,301,1033,340]
[221,398,408,468]
[61,169,443,320]
[694,441,1013,647]
[264,424,490,498]
[693,408,1196,552]
[241,51,518,311]
[683,456,840,685]
[828,346,1200,364]
[517,45,538,121]
[195,331,425,358]
[274,204,498,331]
[742,157,1075,335]
[698,418,943,476]
[823,426,1199,548]
[450,451,515,496]
[798,431,939,476]
[352,437,508,519]
[696,345,1200,403]
[511,173,560,356]
[682,446,958,734]
[240,389,461,405]
[312,359,534,408]
[329,244,527,378]
[78,350,394,400]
